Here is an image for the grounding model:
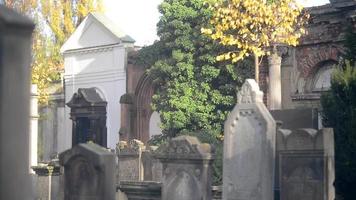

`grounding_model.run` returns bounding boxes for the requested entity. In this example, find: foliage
[3,0,103,104]
[201,0,308,82]
[343,27,356,65]
[321,61,356,200]
[143,0,252,137]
